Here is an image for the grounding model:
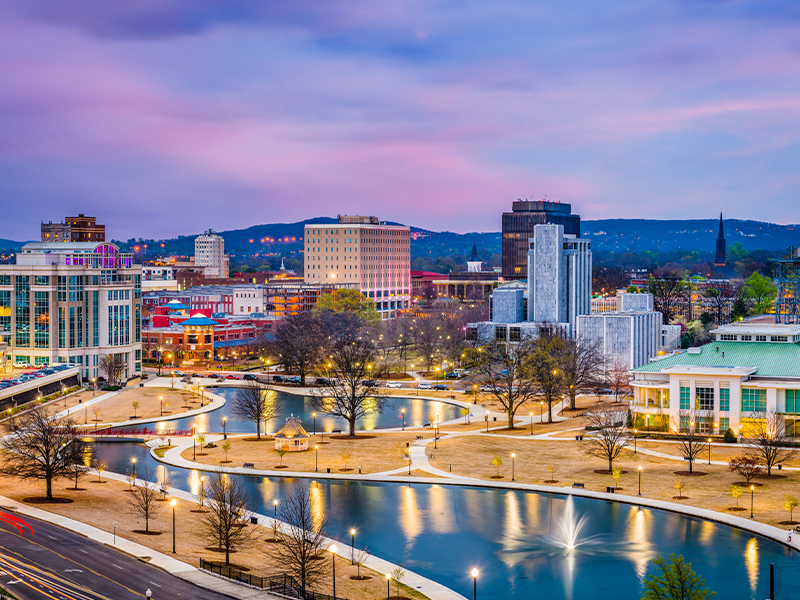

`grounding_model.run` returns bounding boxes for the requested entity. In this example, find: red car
[225,375,240,380]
